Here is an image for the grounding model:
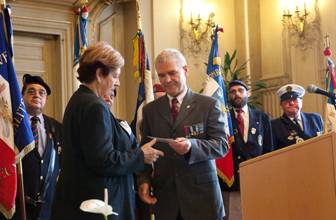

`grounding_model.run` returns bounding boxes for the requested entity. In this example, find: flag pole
[135,2,155,219]
[0,0,5,10]
[17,160,27,220]
[136,0,141,31]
